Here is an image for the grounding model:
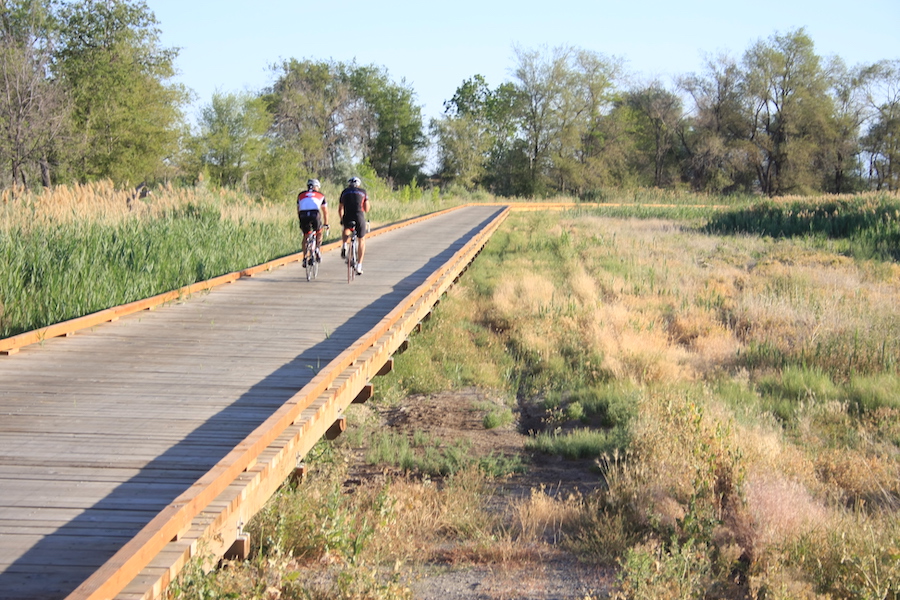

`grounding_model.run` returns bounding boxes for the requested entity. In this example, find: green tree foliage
[431,111,490,190]
[53,0,185,185]
[188,92,270,189]
[823,60,870,193]
[512,45,569,196]
[346,65,425,186]
[261,59,425,191]
[623,82,684,187]
[679,54,756,193]
[741,28,837,195]
[2,15,897,199]
[432,34,895,197]
[431,75,503,190]
[434,47,622,197]
[266,59,350,178]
